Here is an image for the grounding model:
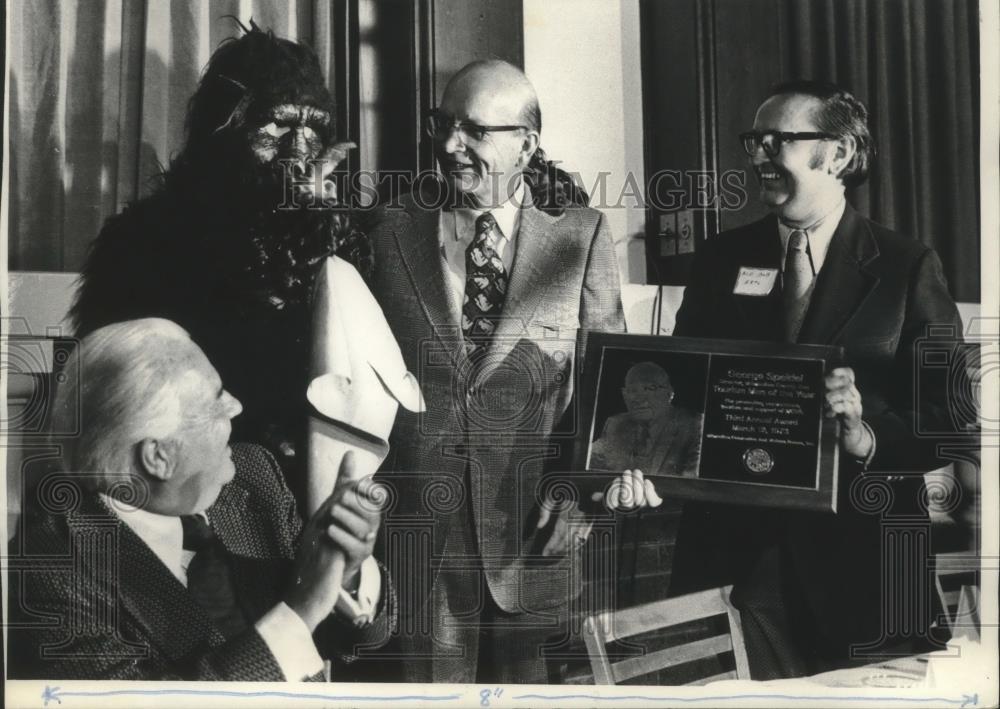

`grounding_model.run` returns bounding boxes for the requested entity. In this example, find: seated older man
[7,318,394,680]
